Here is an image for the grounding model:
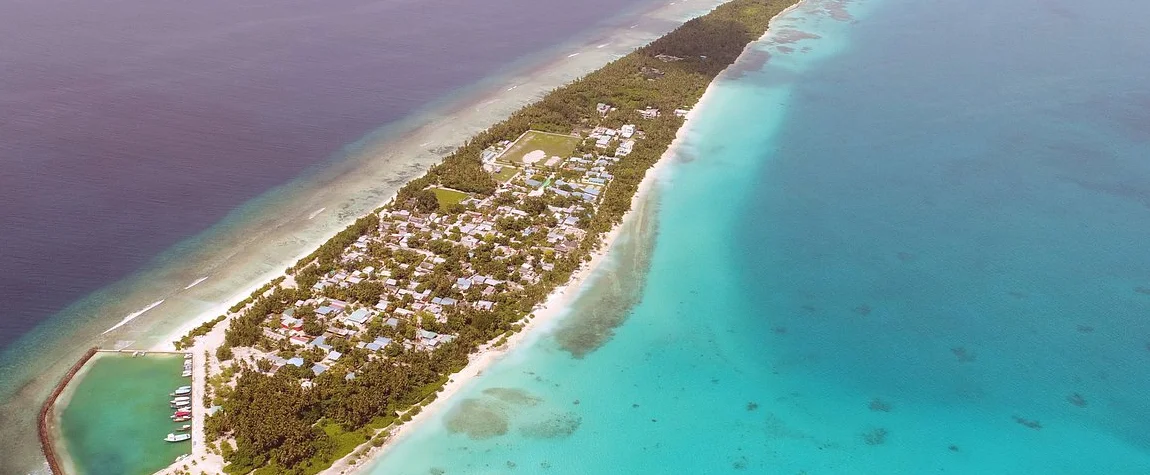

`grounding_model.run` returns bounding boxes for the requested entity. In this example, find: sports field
[431,187,469,210]
[496,130,580,166]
